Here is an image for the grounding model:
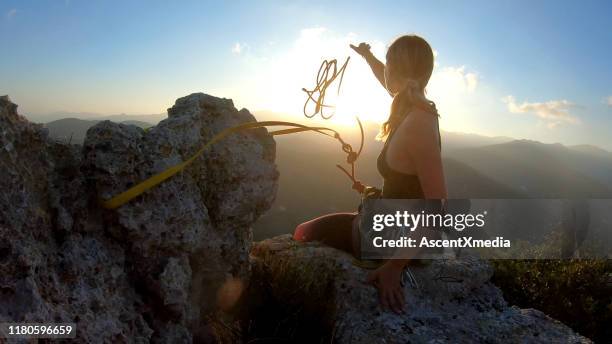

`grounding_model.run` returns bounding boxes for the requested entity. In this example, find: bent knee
[293,223,310,241]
